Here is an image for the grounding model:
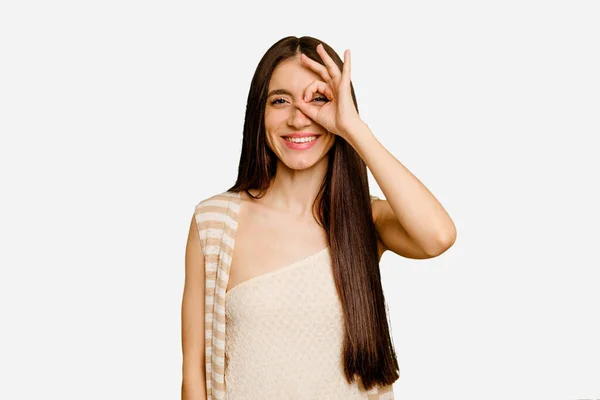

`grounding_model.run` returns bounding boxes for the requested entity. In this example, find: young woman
[182,35,457,400]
